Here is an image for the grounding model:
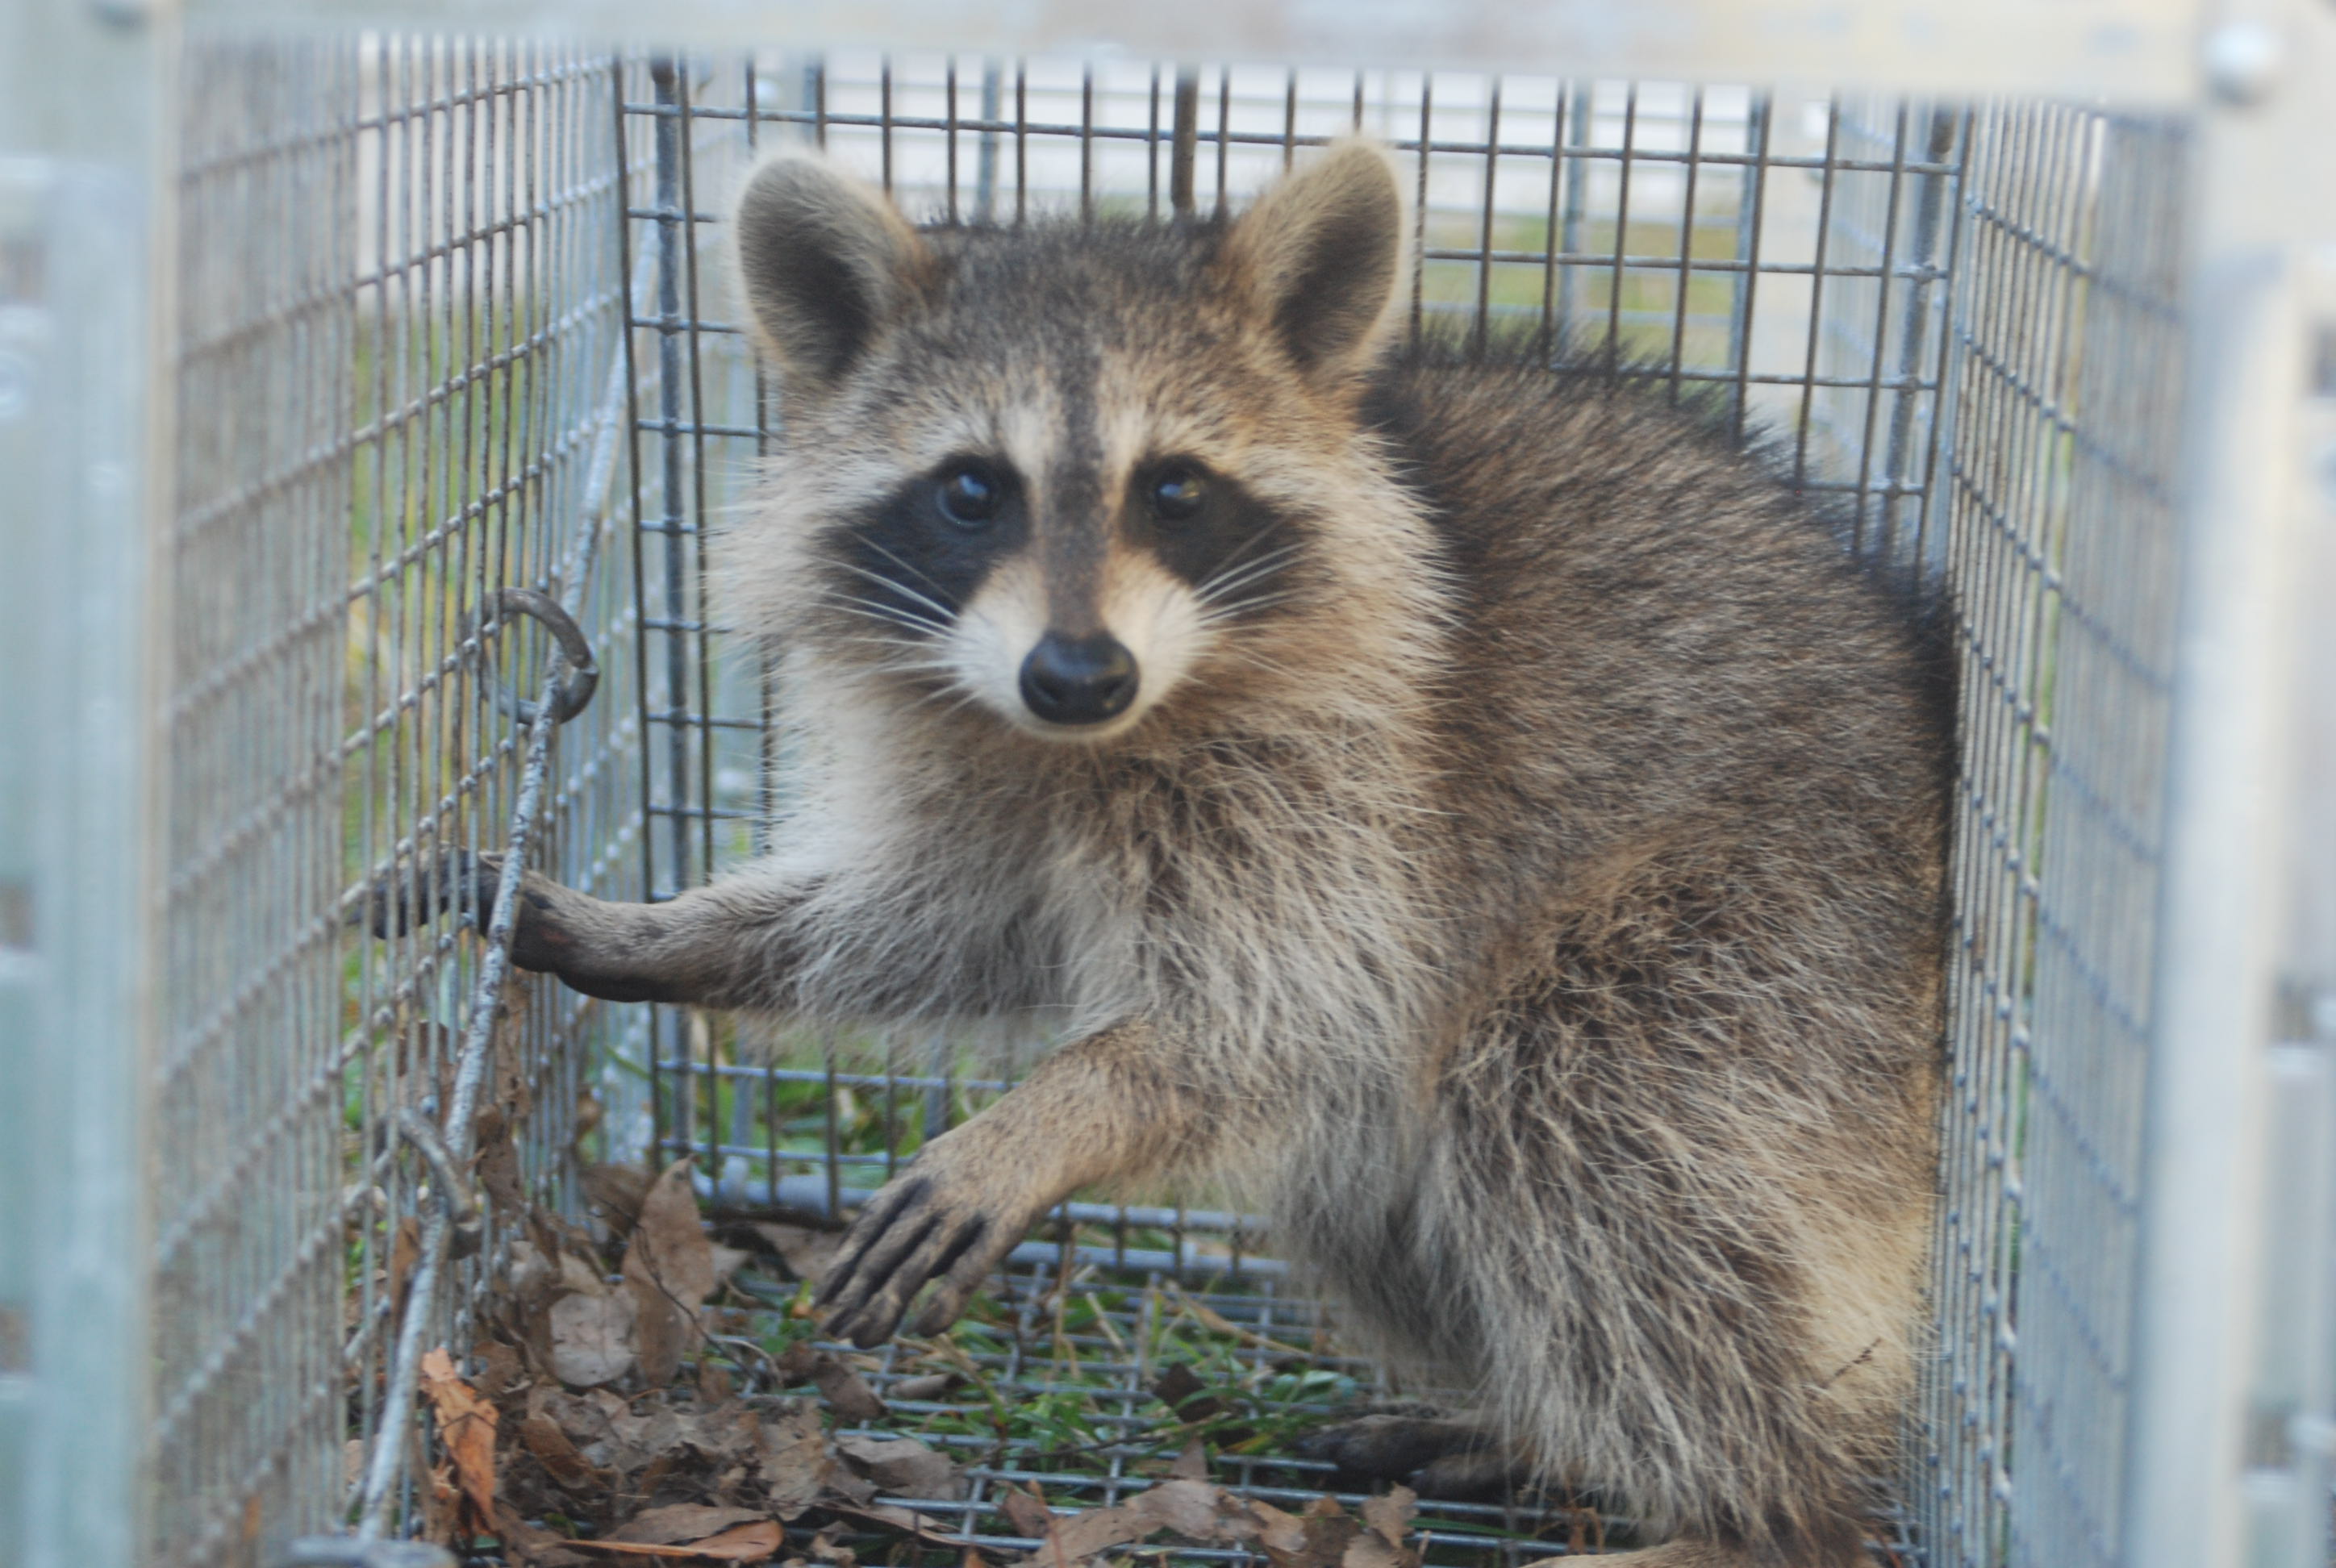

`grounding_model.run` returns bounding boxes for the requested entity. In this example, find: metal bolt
[2203,21,2283,105]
